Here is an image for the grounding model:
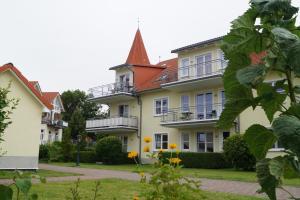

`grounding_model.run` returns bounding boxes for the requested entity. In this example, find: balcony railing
[41,118,68,128]
[178,59,227,81]
[86,116,138,130]
[88,82,135,99]
[161,103,224,124]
